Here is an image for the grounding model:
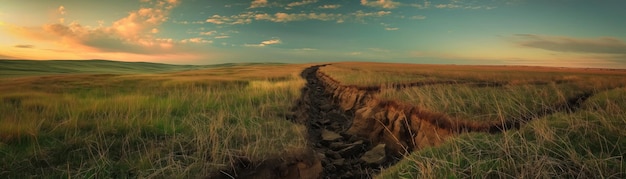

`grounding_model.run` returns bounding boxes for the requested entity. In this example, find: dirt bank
[210,64,595,178]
